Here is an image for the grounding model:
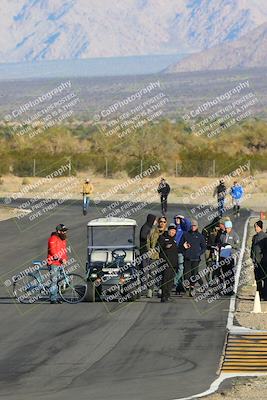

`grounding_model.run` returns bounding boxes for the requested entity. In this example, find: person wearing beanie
[224,220,232,229]
[174,214,191,295]
[158,223,178,302]
[181,219,206,296]
[251,220,267,300]
[219,219,240,296]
